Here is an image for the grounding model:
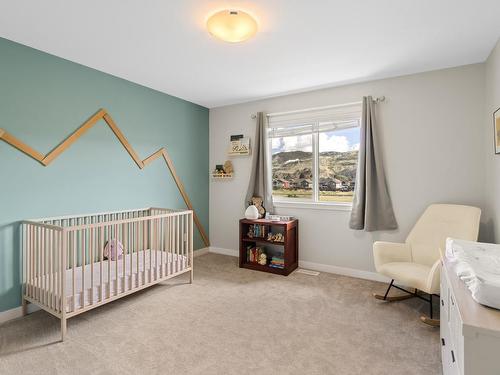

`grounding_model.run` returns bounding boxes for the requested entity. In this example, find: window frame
[267,104,361,209]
